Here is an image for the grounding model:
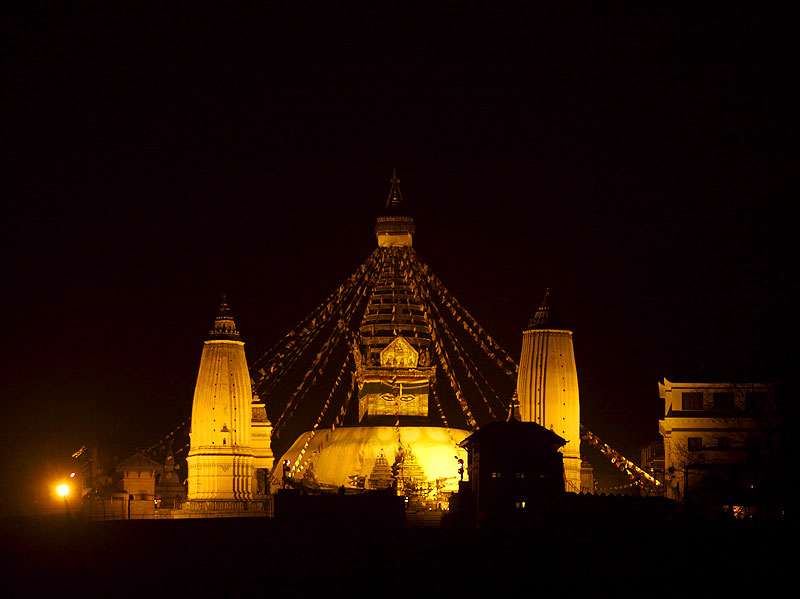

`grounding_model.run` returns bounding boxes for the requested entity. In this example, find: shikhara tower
[187,298,273,501]
[515,289,582,492]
